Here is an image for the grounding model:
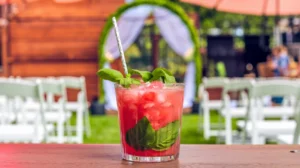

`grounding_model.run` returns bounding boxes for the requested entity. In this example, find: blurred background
[1,0,300,145]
